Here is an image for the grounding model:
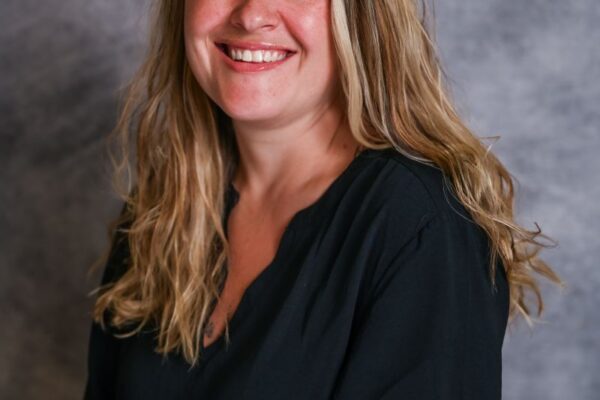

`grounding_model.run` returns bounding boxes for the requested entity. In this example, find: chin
[218,100,286,124]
